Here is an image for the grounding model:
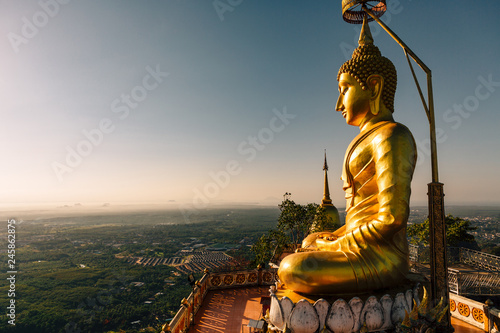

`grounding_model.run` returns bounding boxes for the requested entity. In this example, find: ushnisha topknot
[337,18,397,112]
